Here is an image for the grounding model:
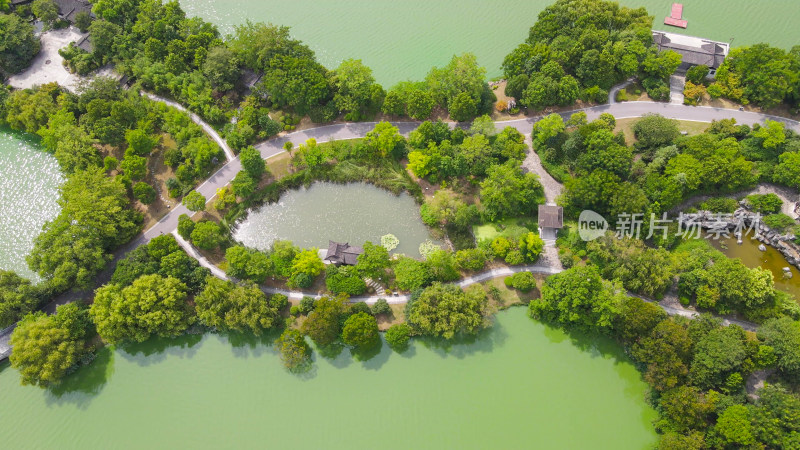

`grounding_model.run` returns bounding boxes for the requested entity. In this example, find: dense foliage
[405,283,489,339]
